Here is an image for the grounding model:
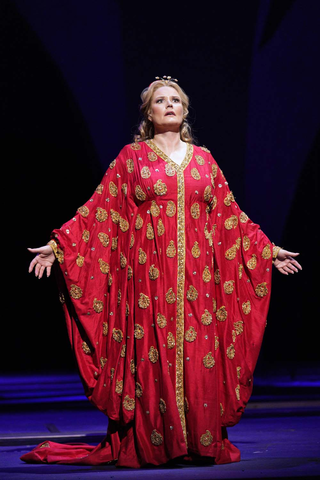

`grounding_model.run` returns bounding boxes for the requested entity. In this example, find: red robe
[21,140,273,467]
